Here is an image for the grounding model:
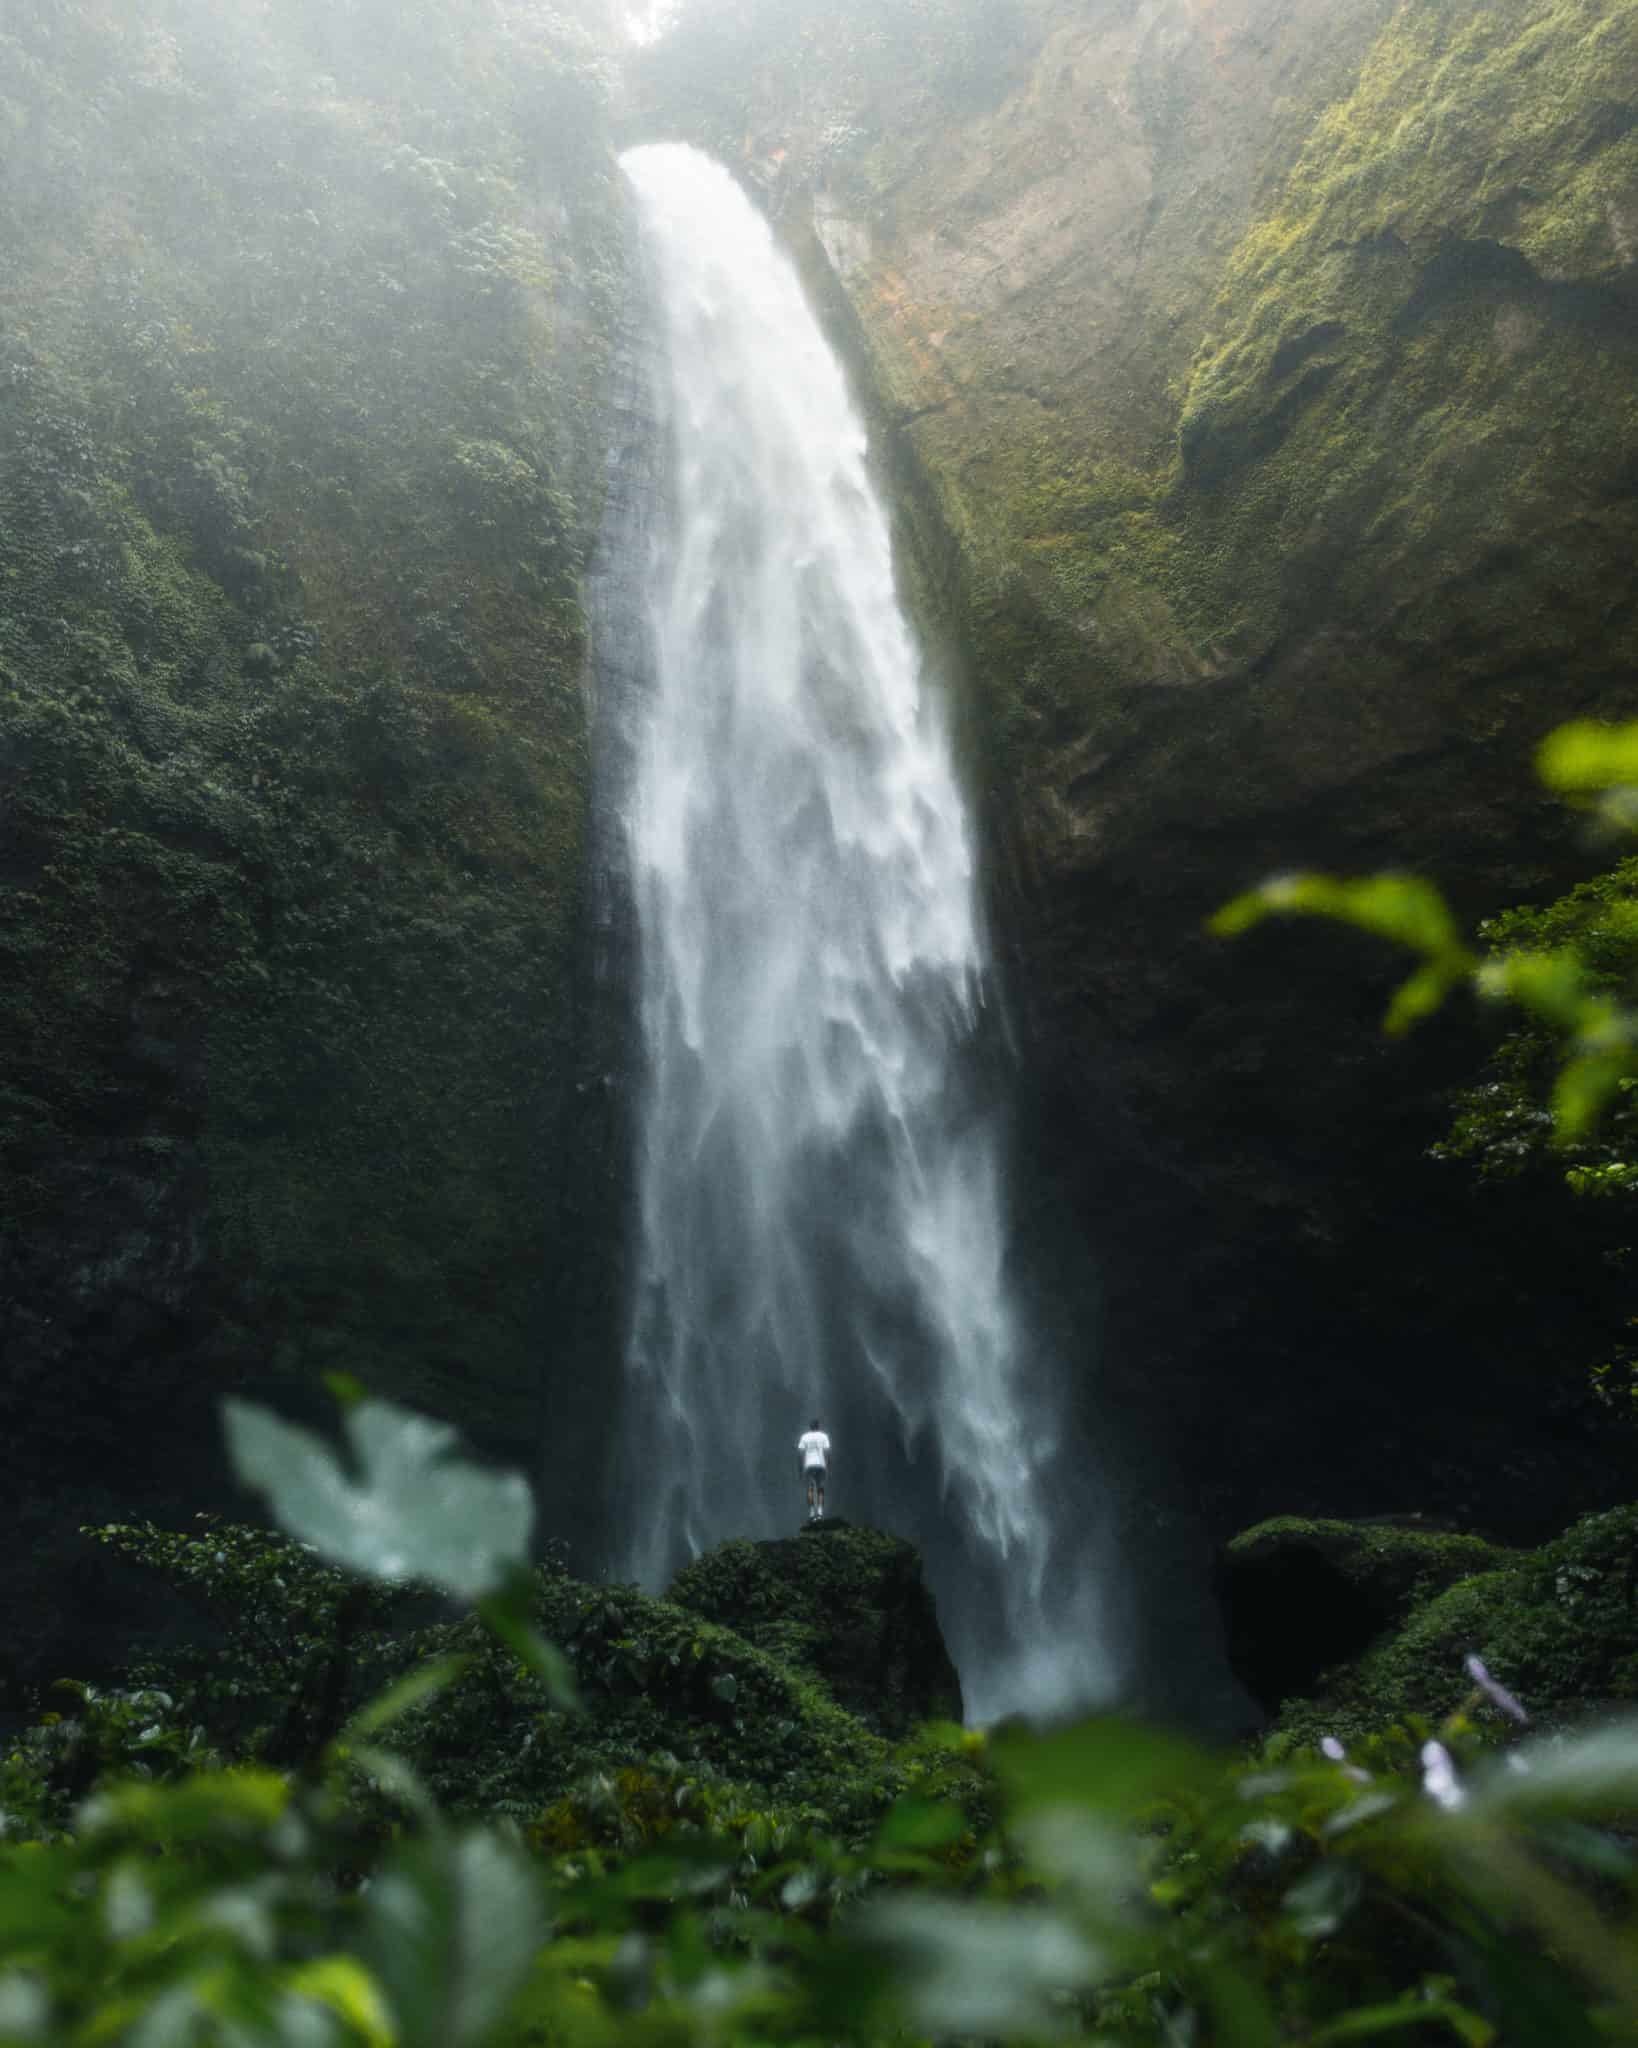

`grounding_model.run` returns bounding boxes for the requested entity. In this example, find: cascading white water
[614,143,1115,1719]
